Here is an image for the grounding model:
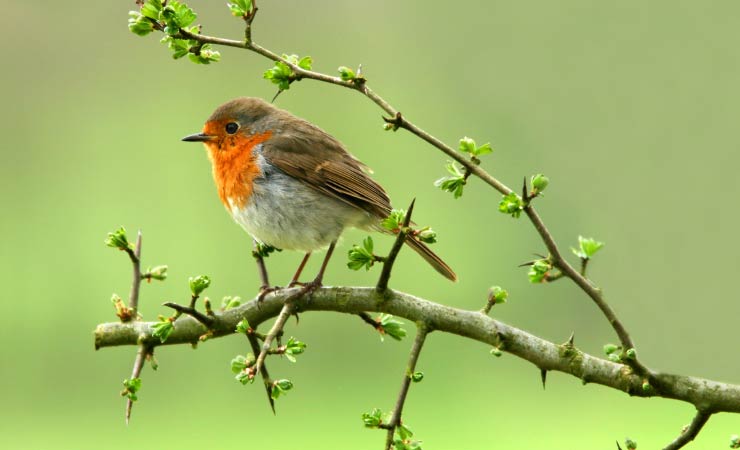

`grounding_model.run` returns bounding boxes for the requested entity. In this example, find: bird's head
[181,97,277,159]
